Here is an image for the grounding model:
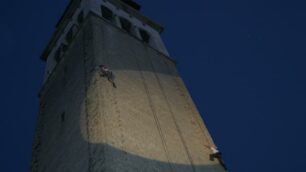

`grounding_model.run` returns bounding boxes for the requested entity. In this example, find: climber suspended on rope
[205,145,227,171]
[99,64,116,88]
